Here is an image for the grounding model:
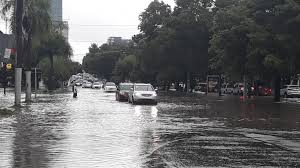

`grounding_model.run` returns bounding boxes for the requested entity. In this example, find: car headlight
[153,92,157,96]
[134,92,141,96]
